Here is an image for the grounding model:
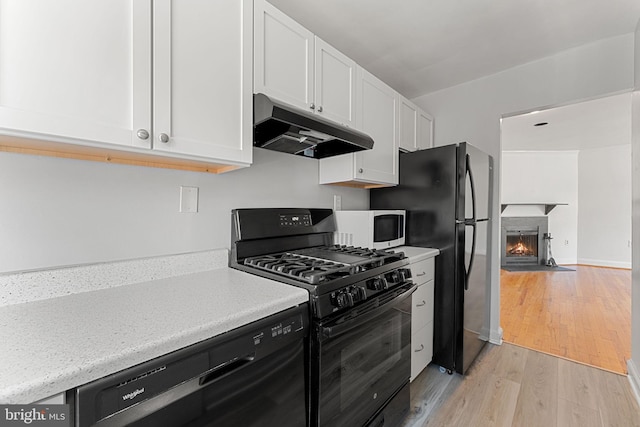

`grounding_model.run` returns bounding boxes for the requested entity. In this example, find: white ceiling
[501,92,632,151]
[268,0,638,152]
[268,0,640,99]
